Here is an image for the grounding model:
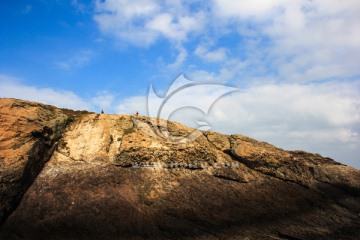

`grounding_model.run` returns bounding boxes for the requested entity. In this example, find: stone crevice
[222,149,310,189]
